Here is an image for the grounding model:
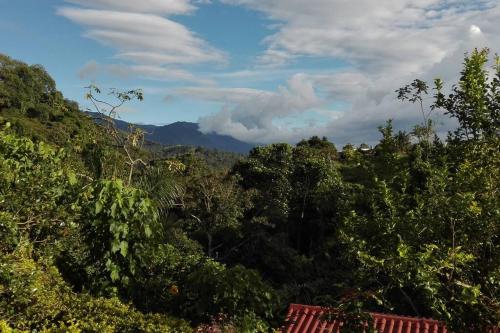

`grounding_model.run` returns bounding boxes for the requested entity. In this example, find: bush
[0,249,191,332]
[0,125,78,254]
[179,260,278,326]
